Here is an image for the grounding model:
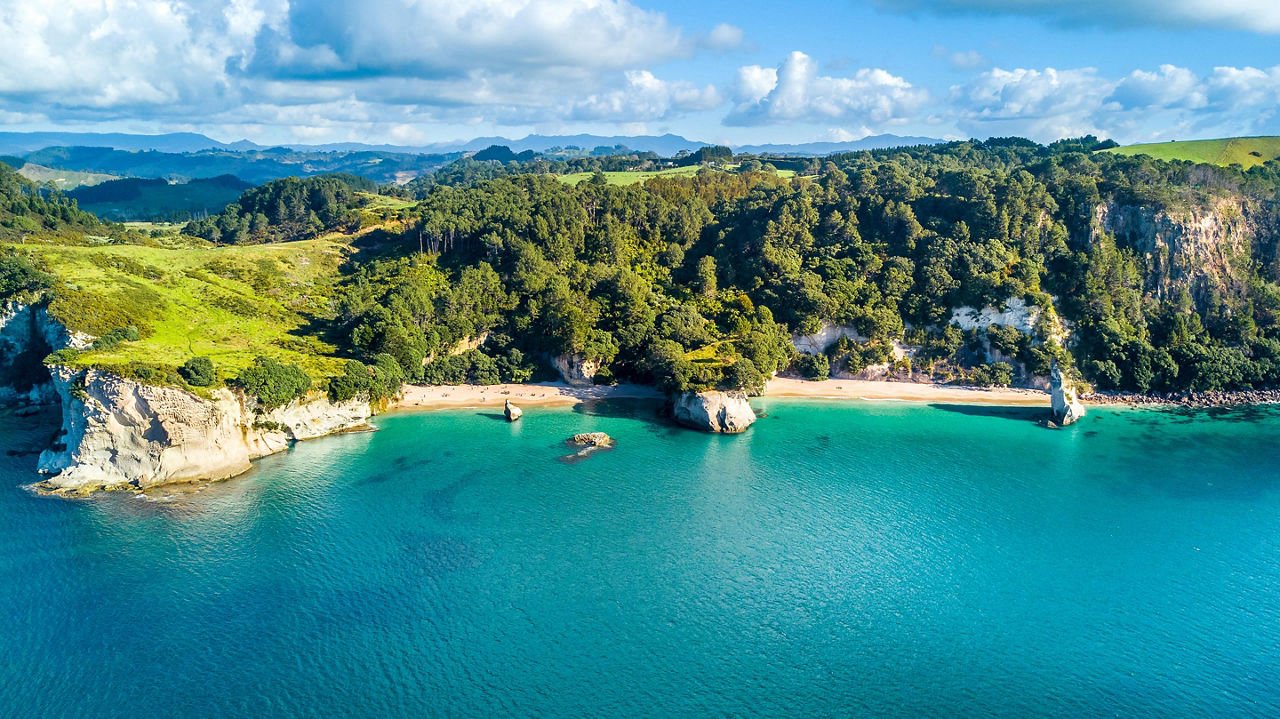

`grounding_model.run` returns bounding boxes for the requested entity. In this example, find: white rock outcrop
[673,390,756,434]
[1050,361,1086,426]
[504,399,522,421]
[0,302,92,405]
[552,354,599,387]
[35,367,372,495]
